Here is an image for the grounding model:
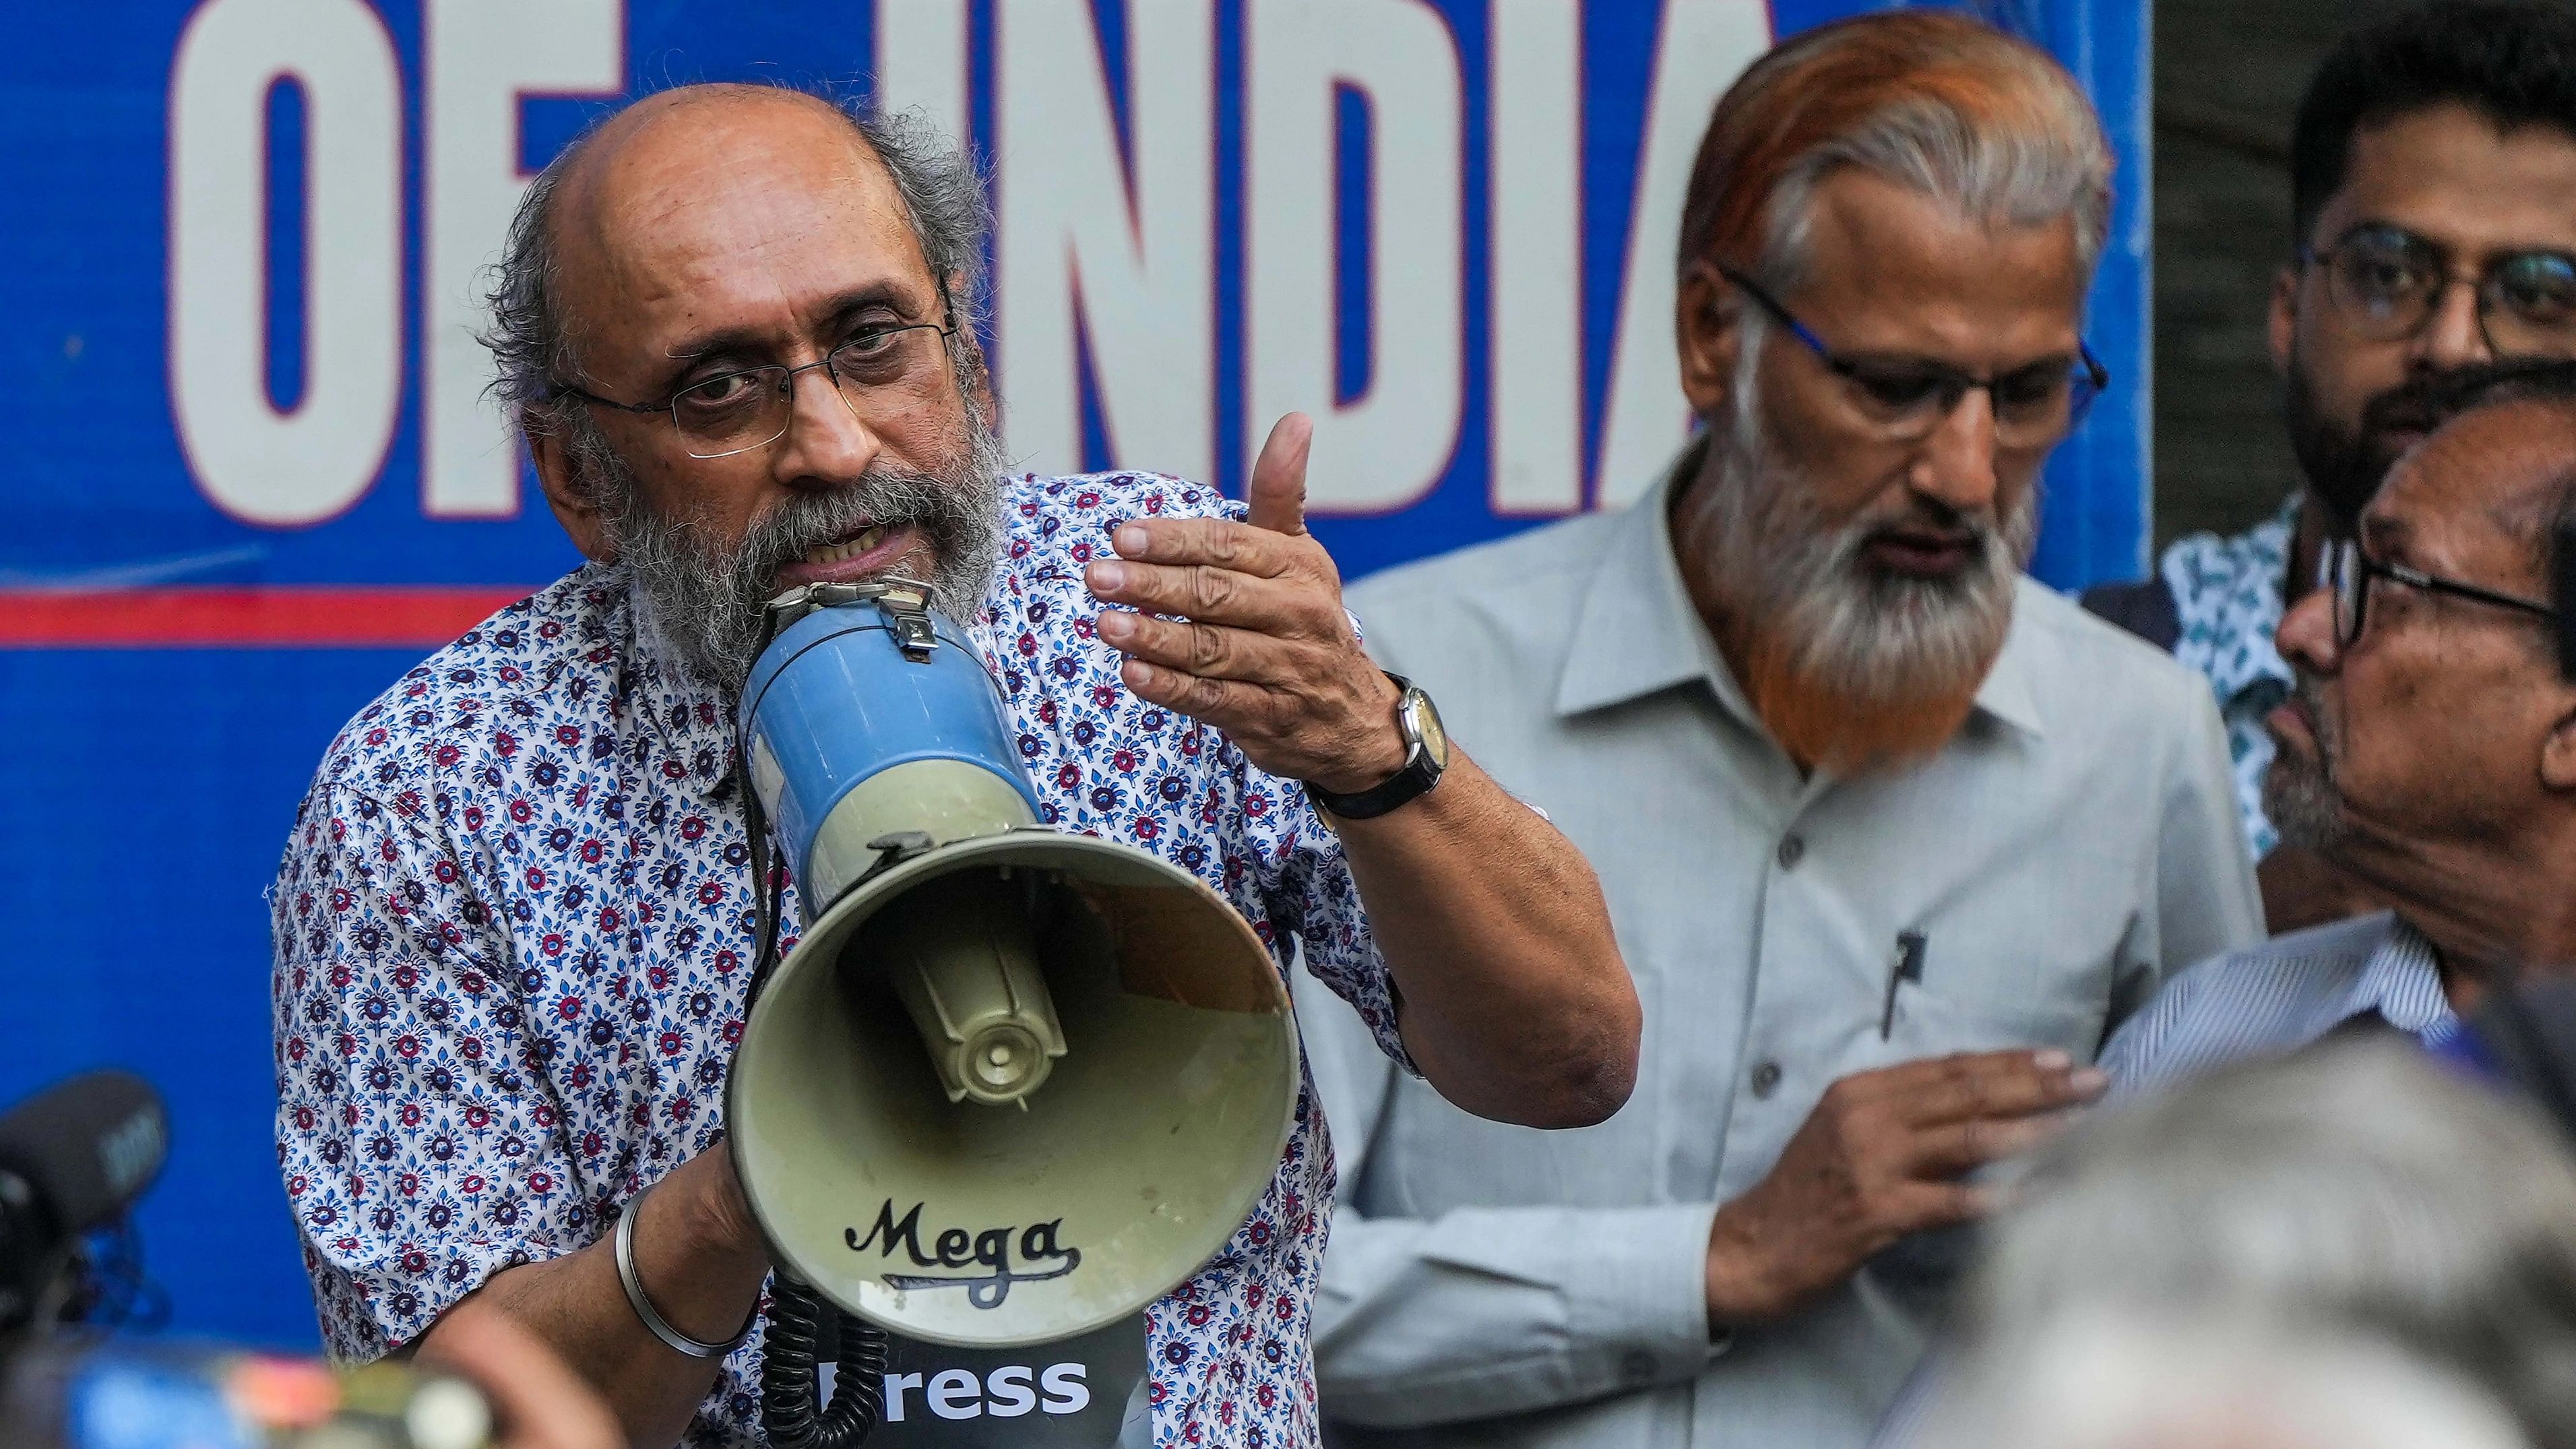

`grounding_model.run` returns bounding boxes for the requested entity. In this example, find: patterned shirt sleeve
[270,769,579,1361]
